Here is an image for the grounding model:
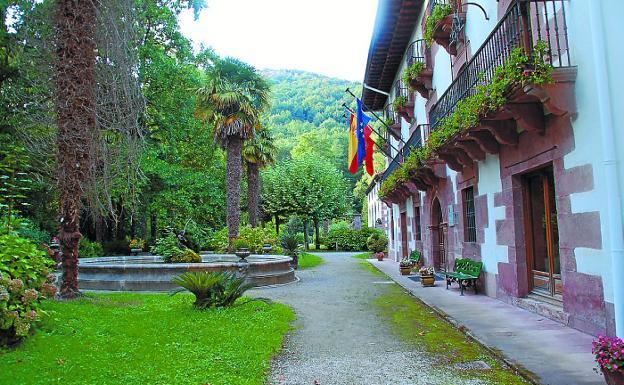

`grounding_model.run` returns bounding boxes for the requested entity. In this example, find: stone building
[363,0,624,337]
